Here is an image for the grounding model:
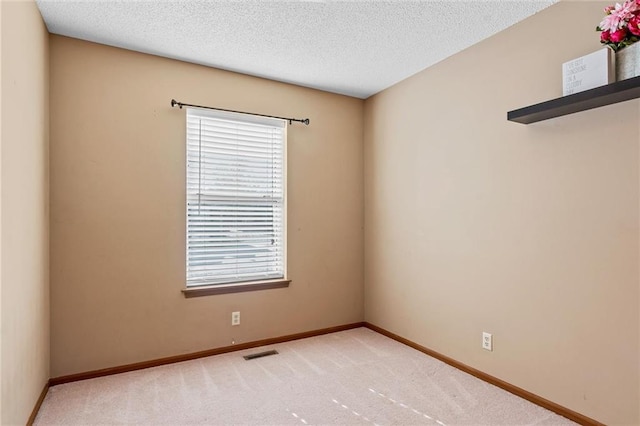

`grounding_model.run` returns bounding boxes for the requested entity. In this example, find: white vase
[616,42,640,81]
